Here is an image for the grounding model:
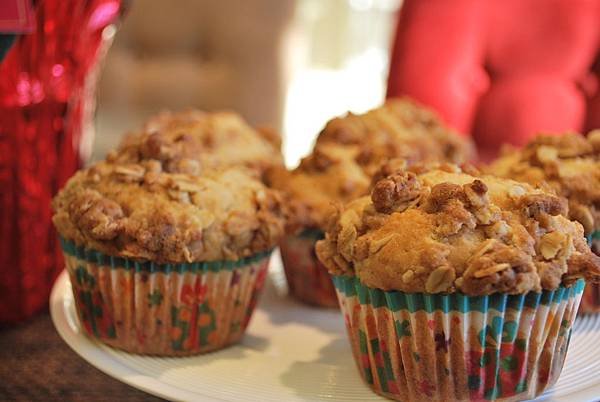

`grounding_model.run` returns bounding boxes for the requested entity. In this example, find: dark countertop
[0,313,165,401]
